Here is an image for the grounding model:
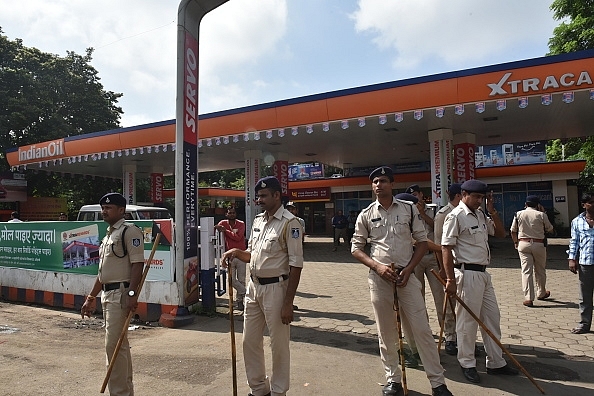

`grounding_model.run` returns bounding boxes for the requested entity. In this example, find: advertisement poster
[0,221,174,281]
[475,141,546,168]
[288,163,324,181]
